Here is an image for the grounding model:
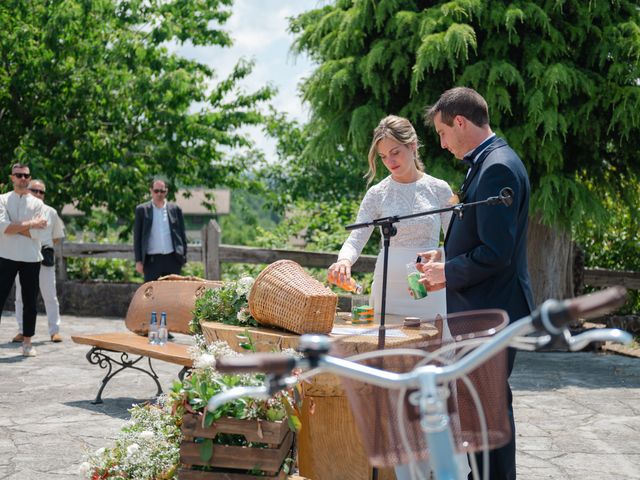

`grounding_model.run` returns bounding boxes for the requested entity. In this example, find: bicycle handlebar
[215,287,629,376]
[532,286,627,334]
[215,353,298,375]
